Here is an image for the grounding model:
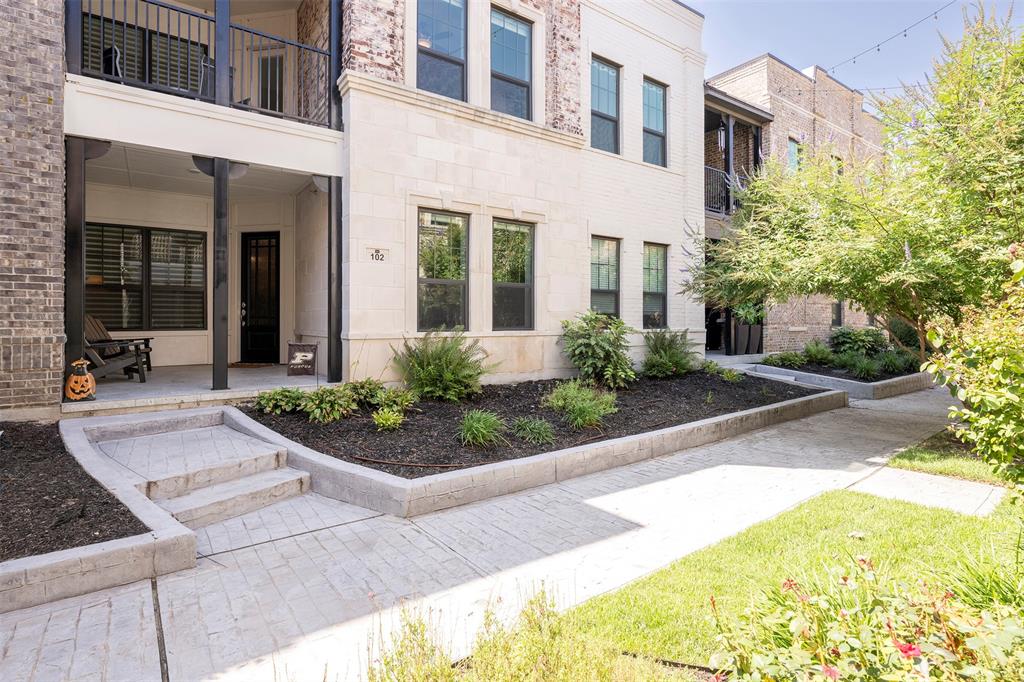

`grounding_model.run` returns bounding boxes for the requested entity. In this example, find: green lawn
[568,490,1018,666]
[889,430,1010,485]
